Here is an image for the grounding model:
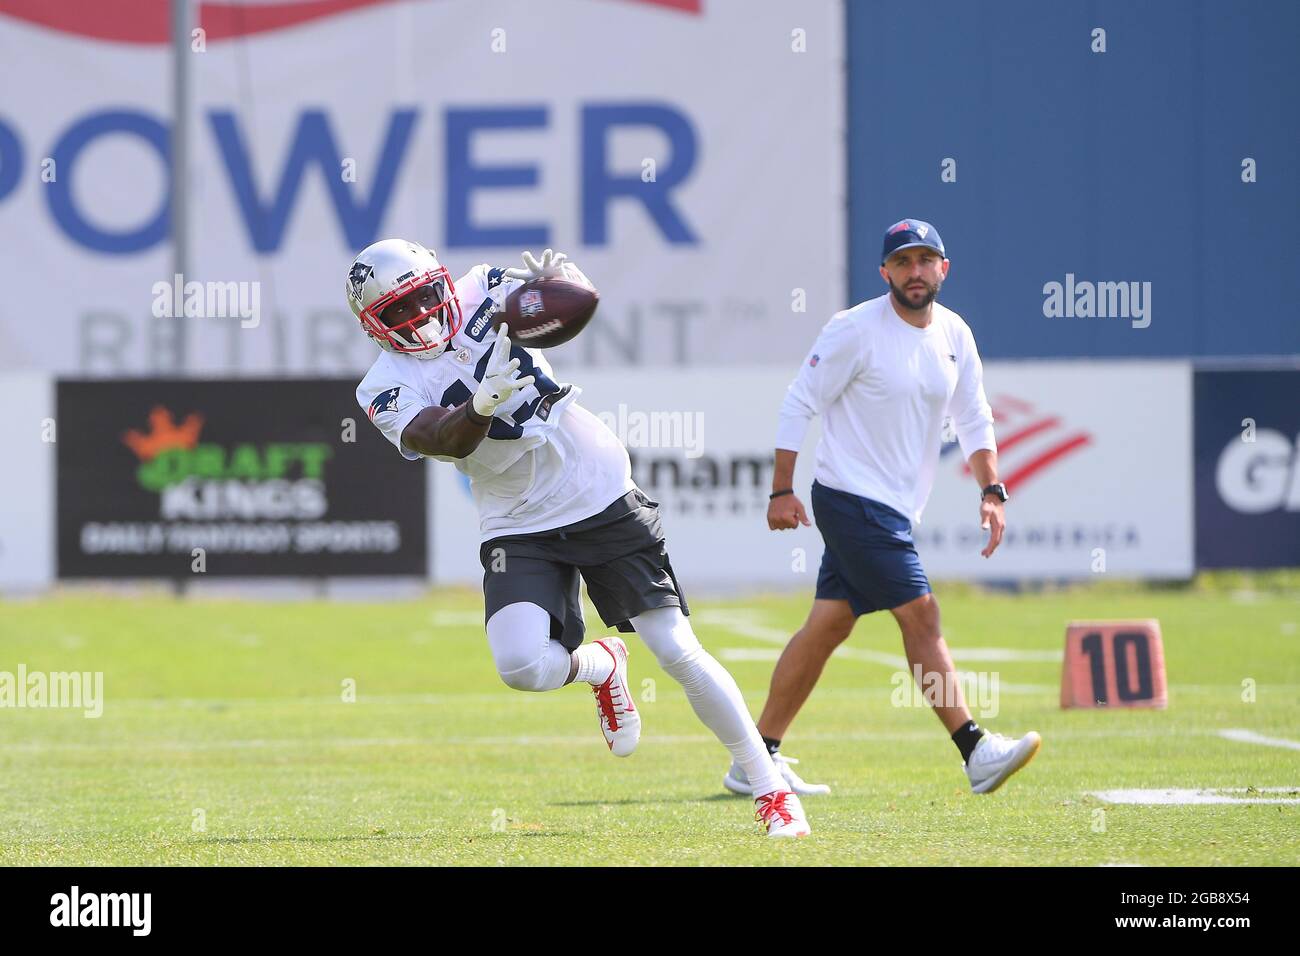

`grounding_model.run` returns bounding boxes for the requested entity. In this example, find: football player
[351,239,809,837]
